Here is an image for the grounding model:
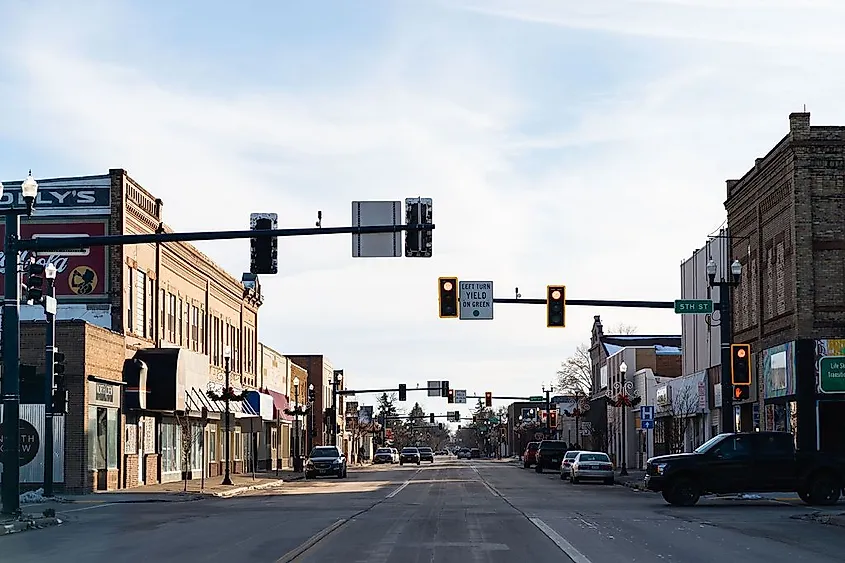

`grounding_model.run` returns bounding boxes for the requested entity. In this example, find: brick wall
[655,354,682,378]
[725,112,845,353]
[20,320,125,493]
[144,454,160,485]
[124,454,139,488]
[286,356,326,446]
